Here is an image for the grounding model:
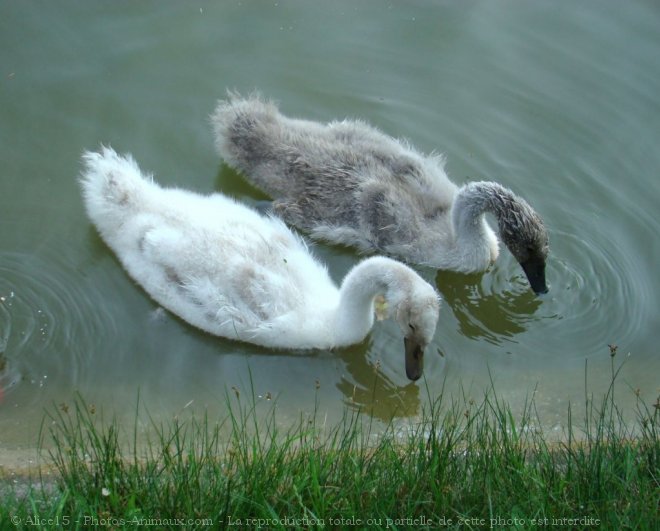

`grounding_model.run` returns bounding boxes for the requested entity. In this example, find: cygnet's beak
[520,256,548,295]
[404,336,424,381]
